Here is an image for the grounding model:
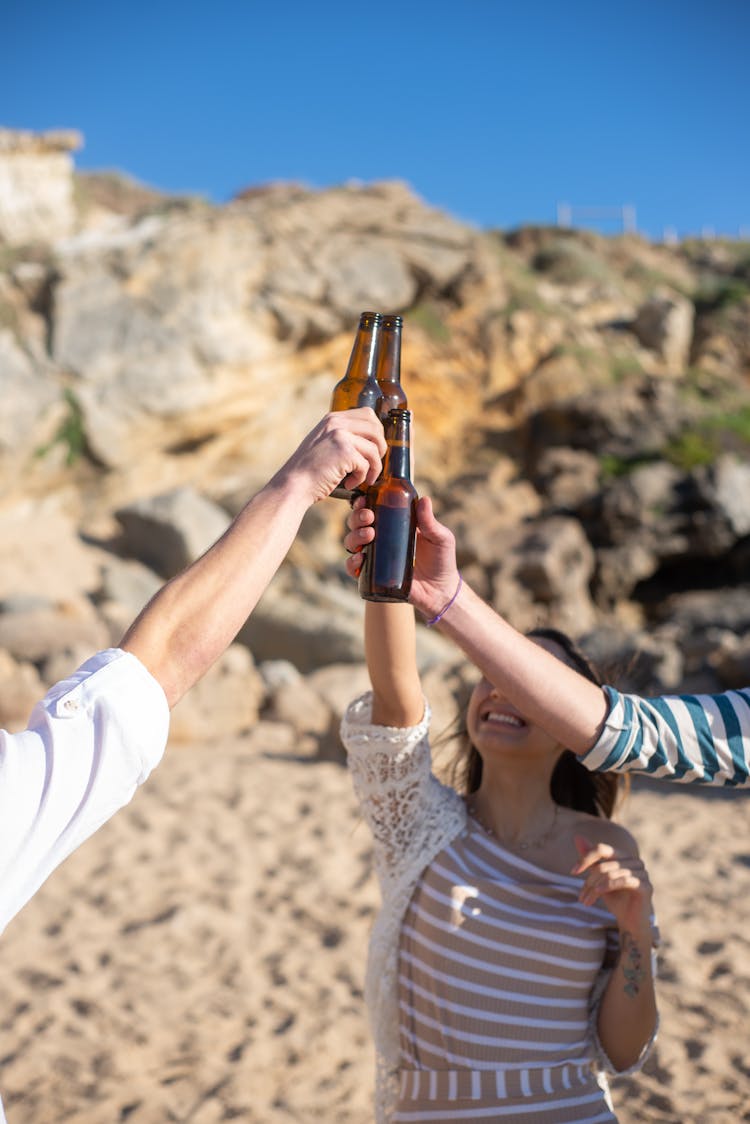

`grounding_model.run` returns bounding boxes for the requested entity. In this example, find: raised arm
[342,505,465,883]
[122,409,386,707]
[341,493,423,726]
[364,602,424,727]
[346,495,609,753]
